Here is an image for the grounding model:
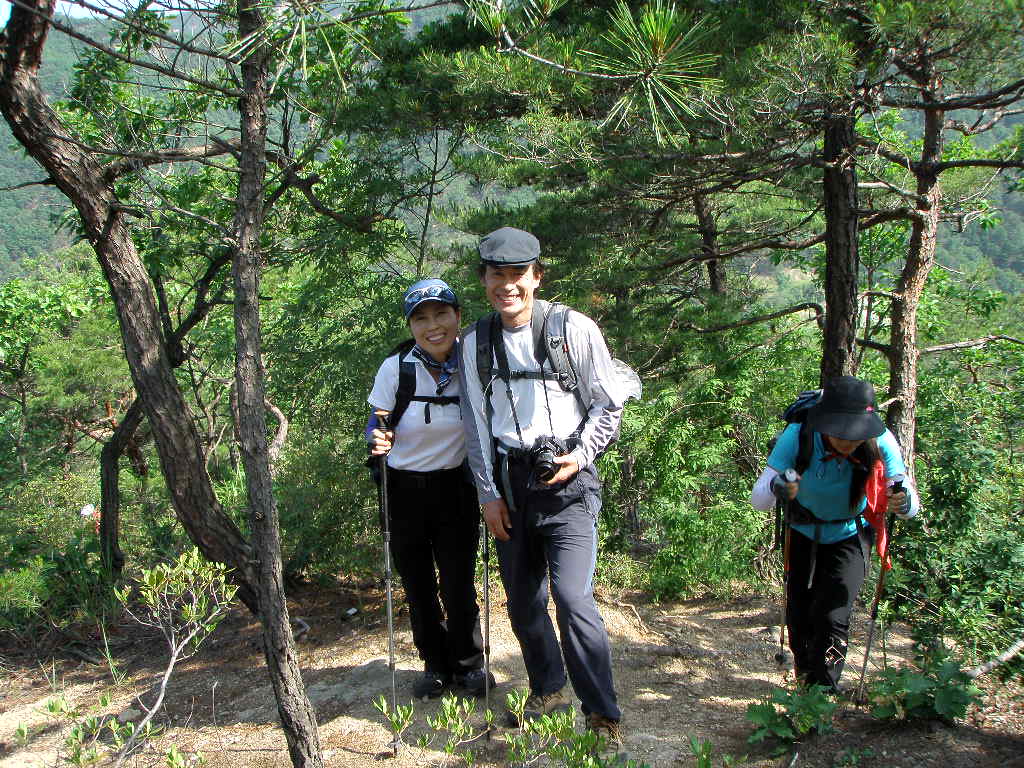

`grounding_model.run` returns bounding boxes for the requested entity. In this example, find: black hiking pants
[386,465,484,677]
[493,456,621,721]
[786,527,869,692]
